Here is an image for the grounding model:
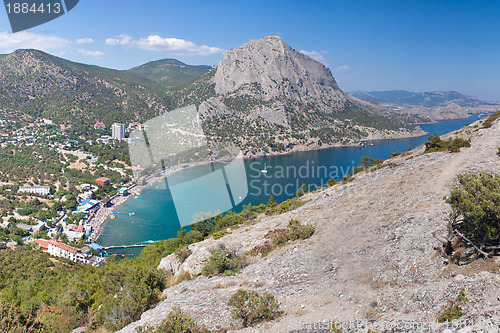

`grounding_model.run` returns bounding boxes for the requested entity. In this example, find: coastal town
[0,117,155,266]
